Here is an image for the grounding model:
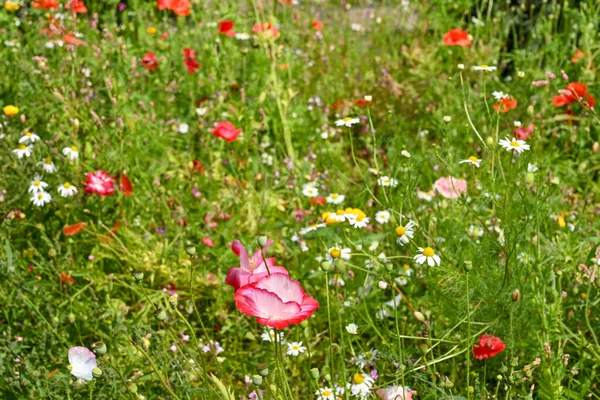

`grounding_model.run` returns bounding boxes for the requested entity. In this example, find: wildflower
[552,82,595,109]
[260,329,284,342]
[141,52,159,71]
[218,20,236,36]
[395,221,415,246]
[19,132,40,144]
[202,340,224,355]
[498,137,530,154]
[28,177,49,194]
[68,0,87,13]
[364,95,373,102]
[236,32,250,40]
[378,281,388,289]
[326,193,345,204]
[527,163,538,173]
[211,121,242,142]
[226,238,289,291]
[350,373,374,398]
[514,124,534,140]
[377,176,398,187]
[443,115,452,123]
[58,182,78,197]
[31,191,51,207]
[571,50,586,63]
[326,245,351,262]
[355,350,378,368]
[402,264,413,276]
[157,0,190,16]
[443,29,471,46]
[434,176,467,199]
[183,48,200,74]
[517,71,525,78]
[178,122,189,134]
[146,26,157,34]
[375,210,391,224]
[348,211,370,229]
[414,247,441,266]
[417,189,435,201]
[4,1,19,10]
[63,222,86,236]
[252,23,280,40]
[335,117,360,127]
[401,150,411,158]
[83,170,115,196]
[286,341,306,356]
[473,334,506,360]
[316,387,335,400]
[13,144,33,159]
[68,347,97,381]
[459,156,481,167]
[376,386,417,400]
[3,105,19,116]
[473,64,497,72]
[345,323,358,334]
[62,146,79,161]
[494,97,517,113]
[311,20,323,30]
[468,225,484,238]
[492,91,508,100]
[302,183,319,197]
[119,172,133,196]
[368,167,379,175]
[234,273,319,329]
